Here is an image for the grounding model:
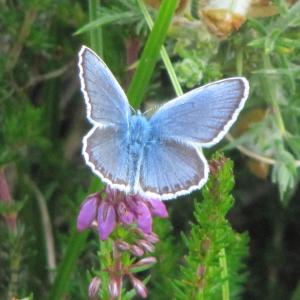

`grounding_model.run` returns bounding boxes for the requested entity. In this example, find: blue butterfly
[78,46,249,200]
